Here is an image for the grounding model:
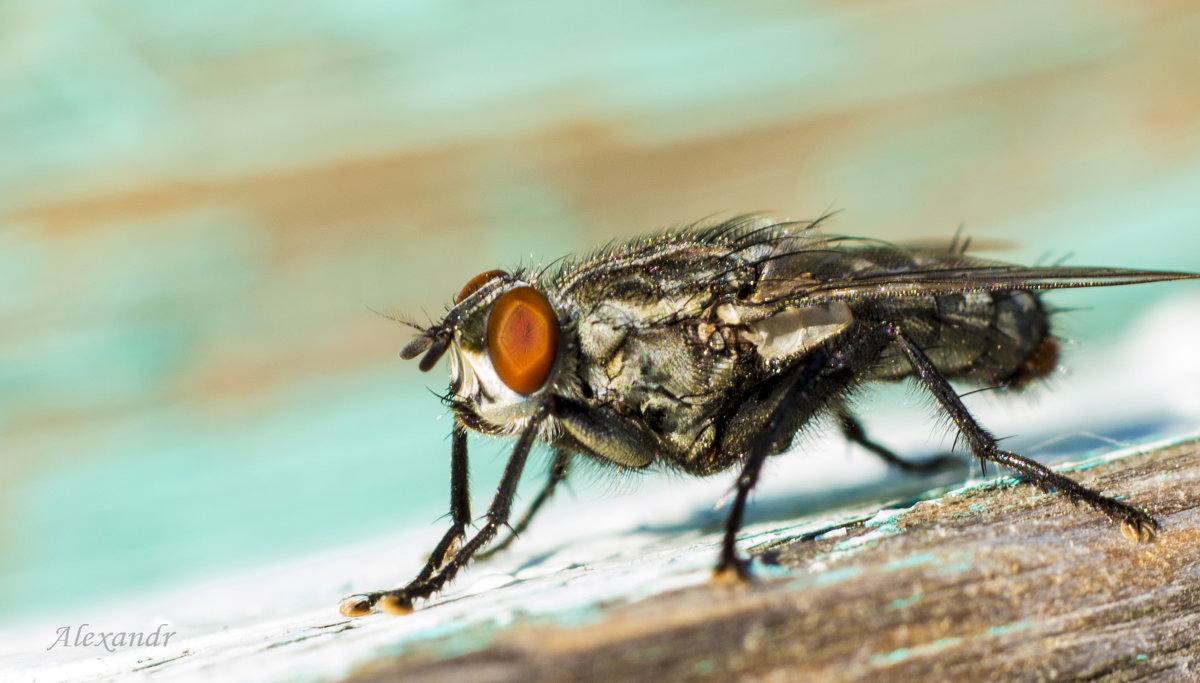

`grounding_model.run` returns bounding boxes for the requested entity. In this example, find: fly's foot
[338,593,379,618]
[712,557,752,586]
[1119,510,1158,543]
[378,592,415,616]
[338,590,416,617]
